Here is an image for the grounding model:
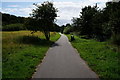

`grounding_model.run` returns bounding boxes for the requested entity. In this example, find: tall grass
[2,31,60,78]
[67,35,120,79]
